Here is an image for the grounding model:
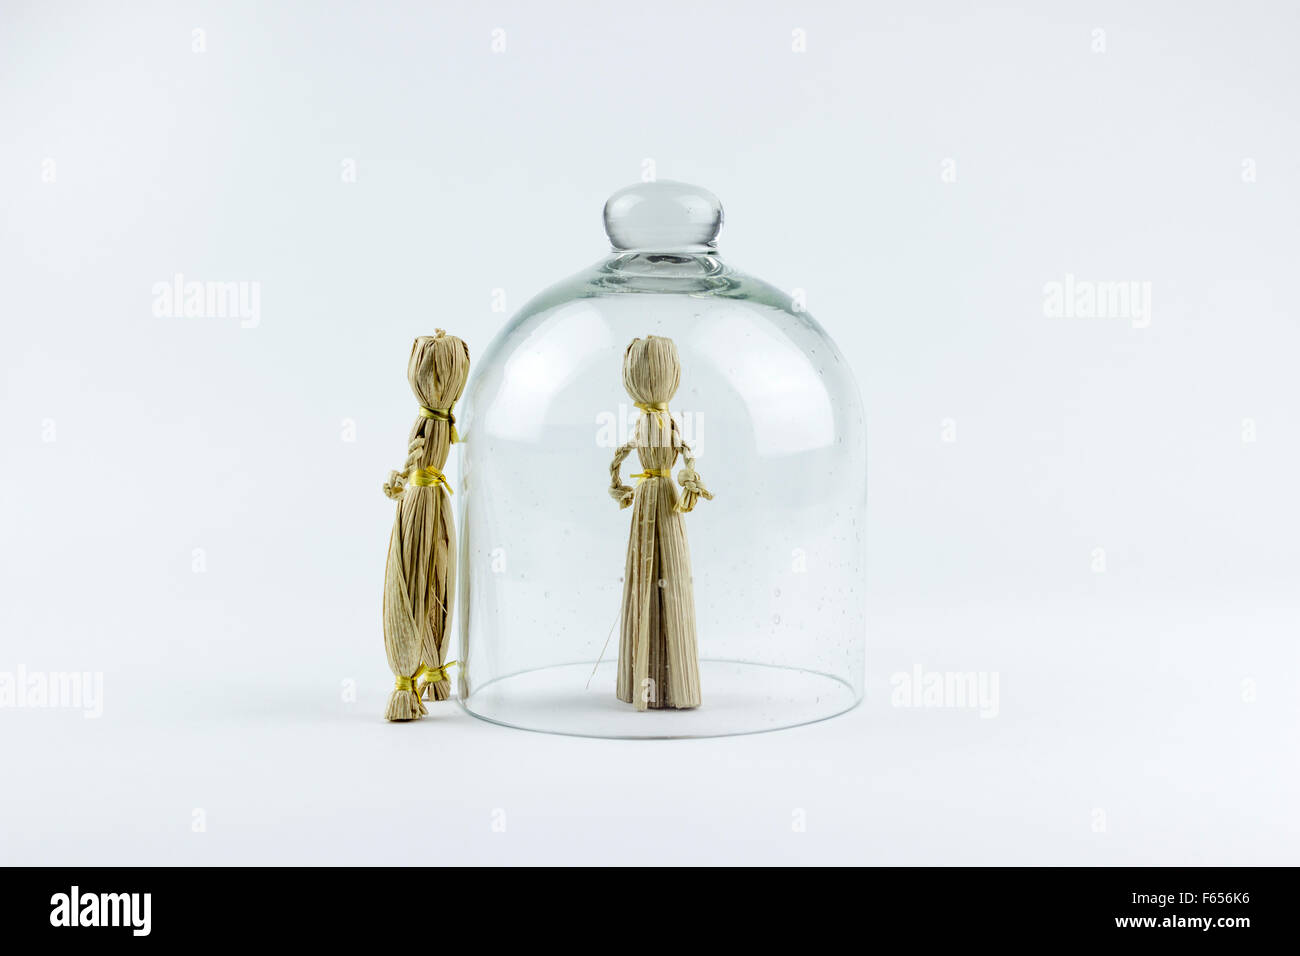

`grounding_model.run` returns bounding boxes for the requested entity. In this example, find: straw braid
[675,437,713,513]
[608,440,637,508]
[383,437,427,500]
